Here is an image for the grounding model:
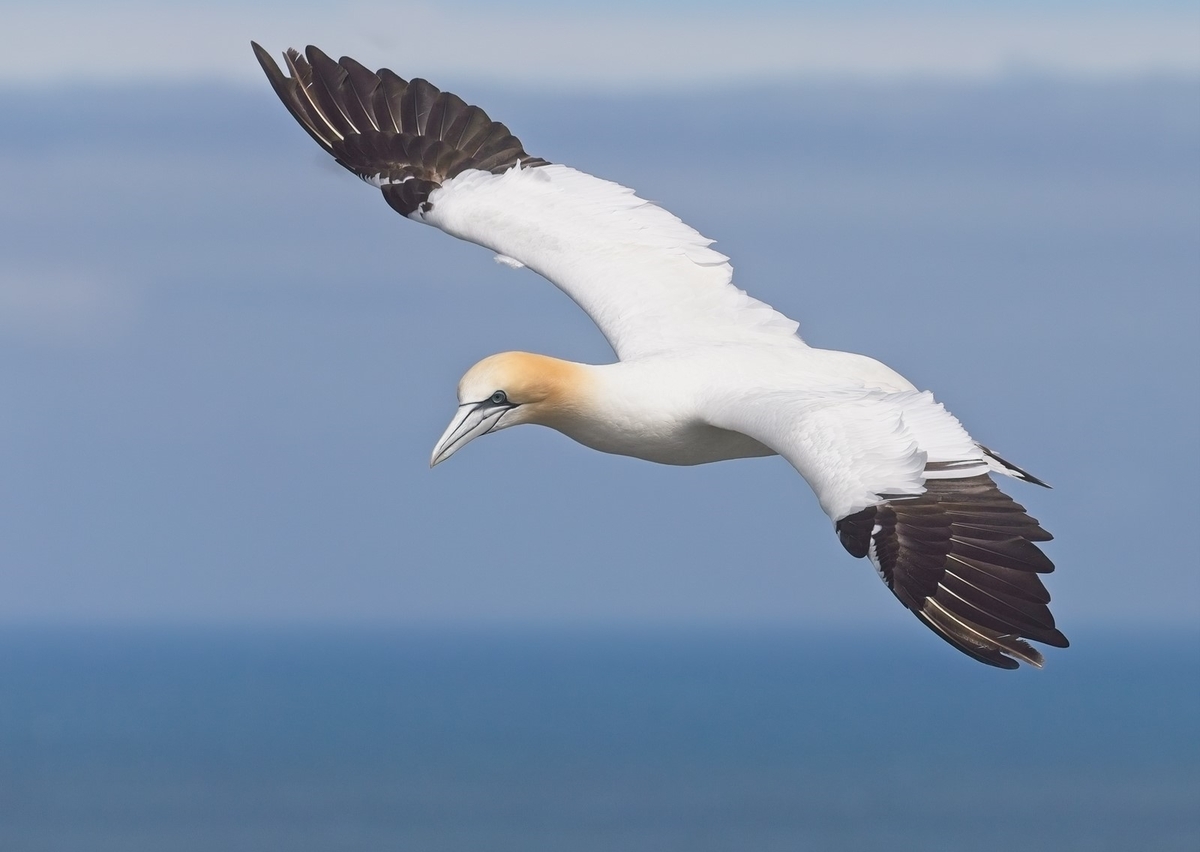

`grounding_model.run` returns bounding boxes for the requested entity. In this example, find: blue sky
[0,3,1197,634]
